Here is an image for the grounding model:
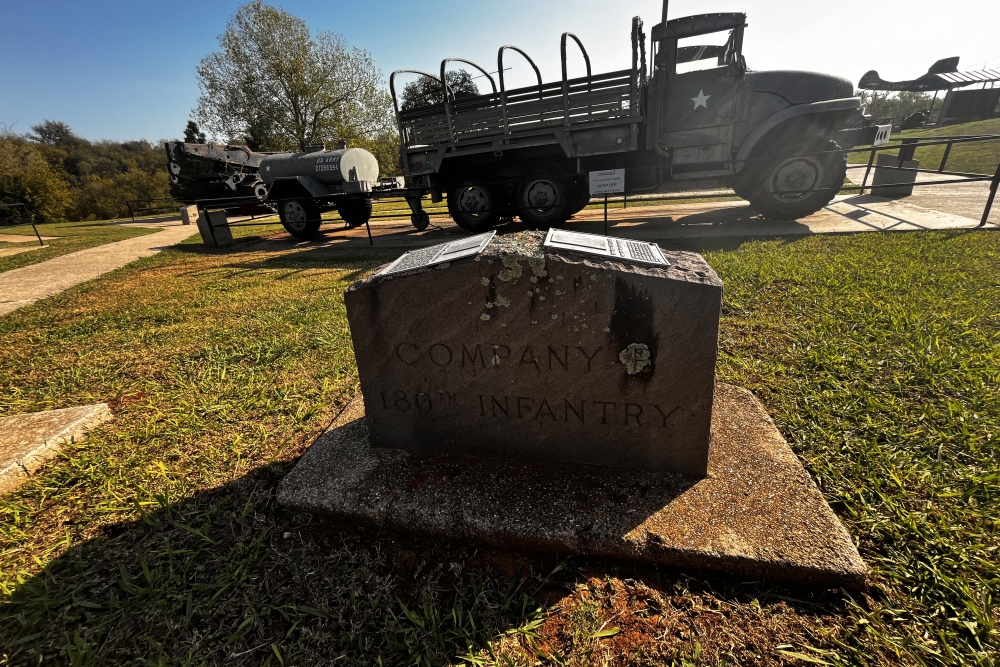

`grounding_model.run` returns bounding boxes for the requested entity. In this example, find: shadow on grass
[0,454,848,666]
